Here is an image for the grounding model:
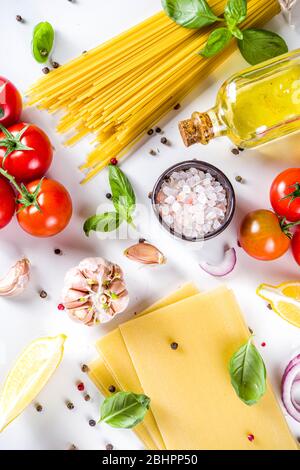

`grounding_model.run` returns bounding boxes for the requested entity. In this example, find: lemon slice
[257,282,300,328]
[0,334,66,432]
